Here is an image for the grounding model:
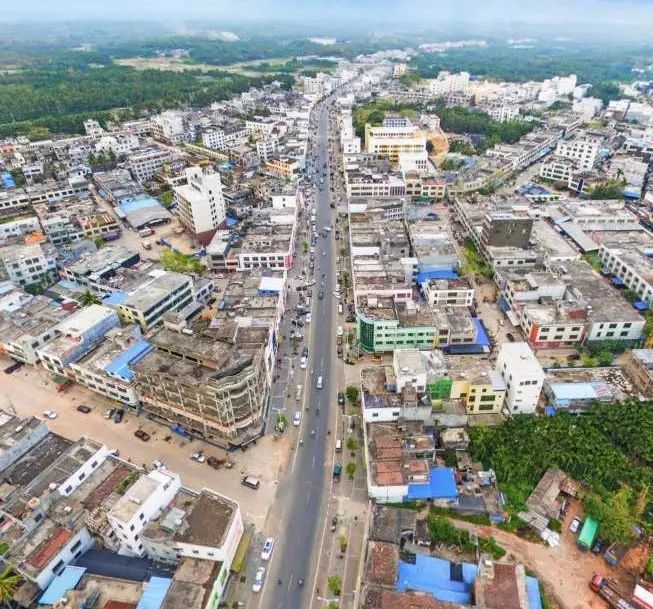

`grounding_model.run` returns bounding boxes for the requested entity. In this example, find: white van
[242,476,260,489]
[335,439,342,452]
[337,325,344,337]
[316,376,323,390]
[338,303,343,314]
